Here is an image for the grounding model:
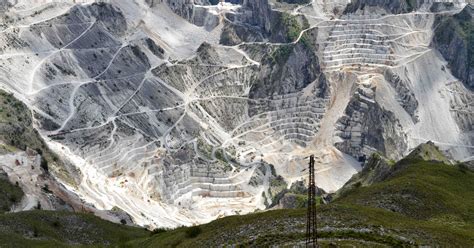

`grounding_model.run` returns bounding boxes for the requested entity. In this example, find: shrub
[354,182,362,188]
[52,220,61,229]
[150,228,168,236]
[458,163,470,173]
[8,195,17,203]
[33,226,39,237]
[185,226,202,238]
